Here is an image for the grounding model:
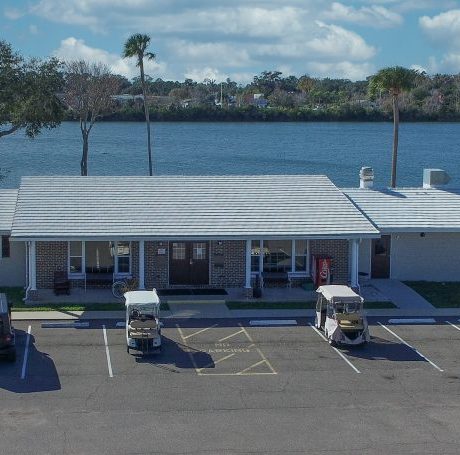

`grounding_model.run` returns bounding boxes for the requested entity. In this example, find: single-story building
[1,169,459,300]
[344,168,460,282]
[2,175,379,300]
